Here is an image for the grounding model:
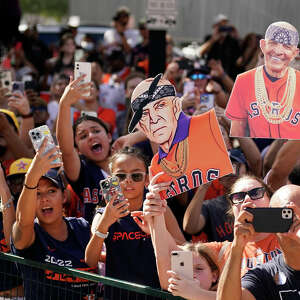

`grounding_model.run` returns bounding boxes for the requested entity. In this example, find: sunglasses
[228,187,266,205]
[190,74,211,80]
[113,172,146,182]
